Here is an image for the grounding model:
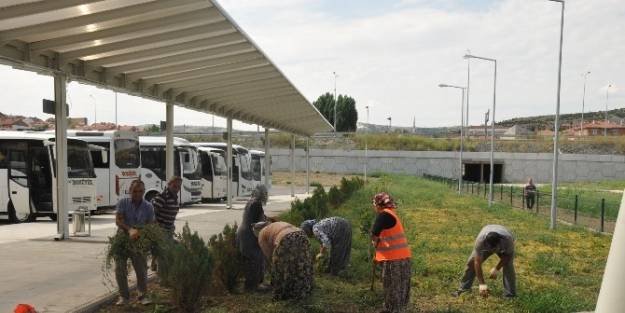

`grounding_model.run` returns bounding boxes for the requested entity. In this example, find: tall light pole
[605,84,613,136]
[580,71,591,136]
[387,116,392,132]
[466,50,471,129]
[89,94,97,124]
[464,53,497,207]
[439,84,466,193]
[333,71,338,136]
[548,0,565,230]
[364,105,369,183]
